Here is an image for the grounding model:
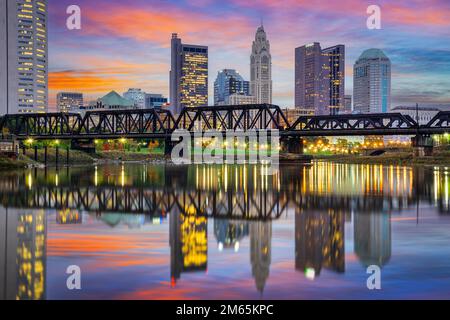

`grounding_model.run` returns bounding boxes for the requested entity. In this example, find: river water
[0,162,449,300]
